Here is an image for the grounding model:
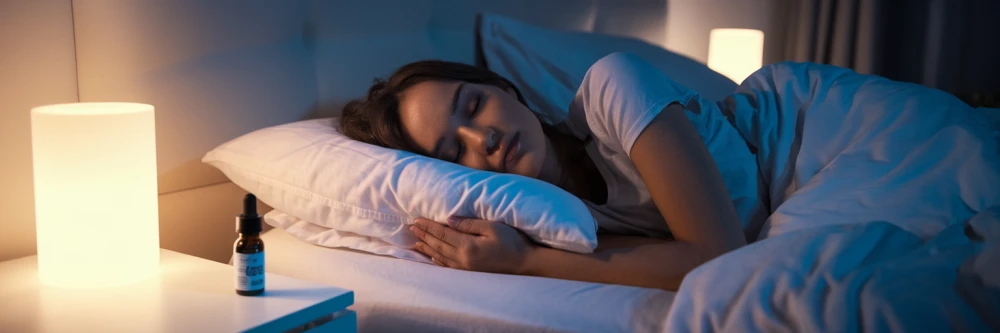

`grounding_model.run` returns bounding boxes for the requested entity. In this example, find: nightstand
[0,249,356,332]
